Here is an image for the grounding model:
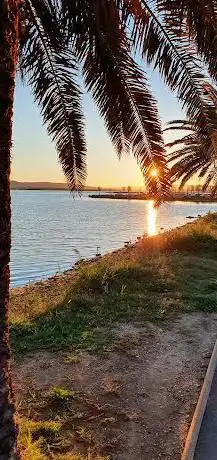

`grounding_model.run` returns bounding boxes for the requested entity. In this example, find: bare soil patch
[12,313,217,460]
